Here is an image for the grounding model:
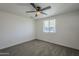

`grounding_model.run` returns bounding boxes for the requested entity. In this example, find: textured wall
[0,11,35,49]
[36,11,79,50]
